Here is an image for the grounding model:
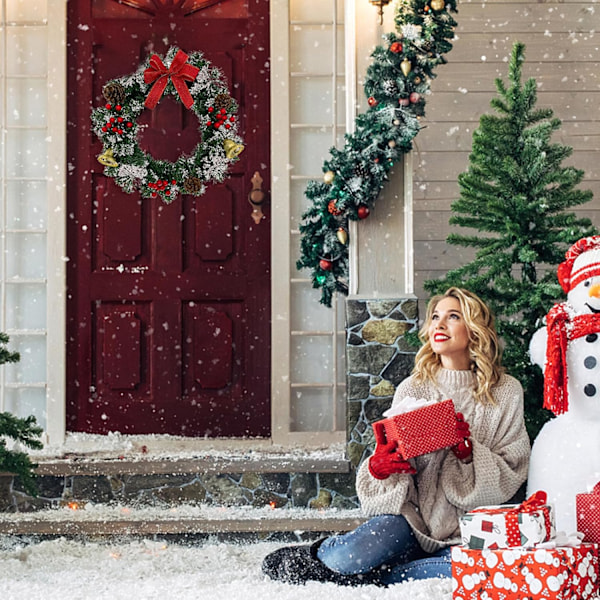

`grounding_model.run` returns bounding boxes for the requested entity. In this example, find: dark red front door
[66,0,271,437]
